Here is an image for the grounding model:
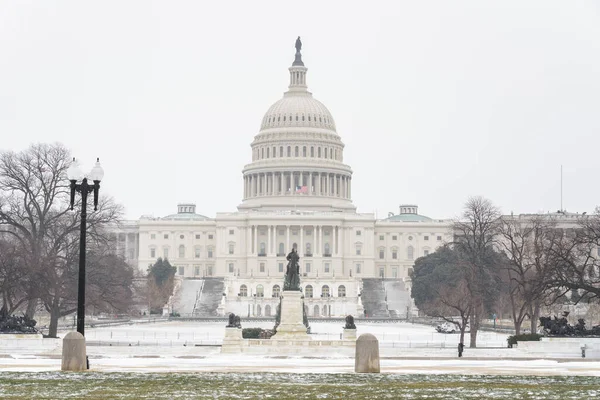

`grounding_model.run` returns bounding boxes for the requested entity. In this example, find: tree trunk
[25,298,38,319]
[47,297,62,338]
[514,319,522,336]
[469,306,478,348]
[531,302,541,334]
